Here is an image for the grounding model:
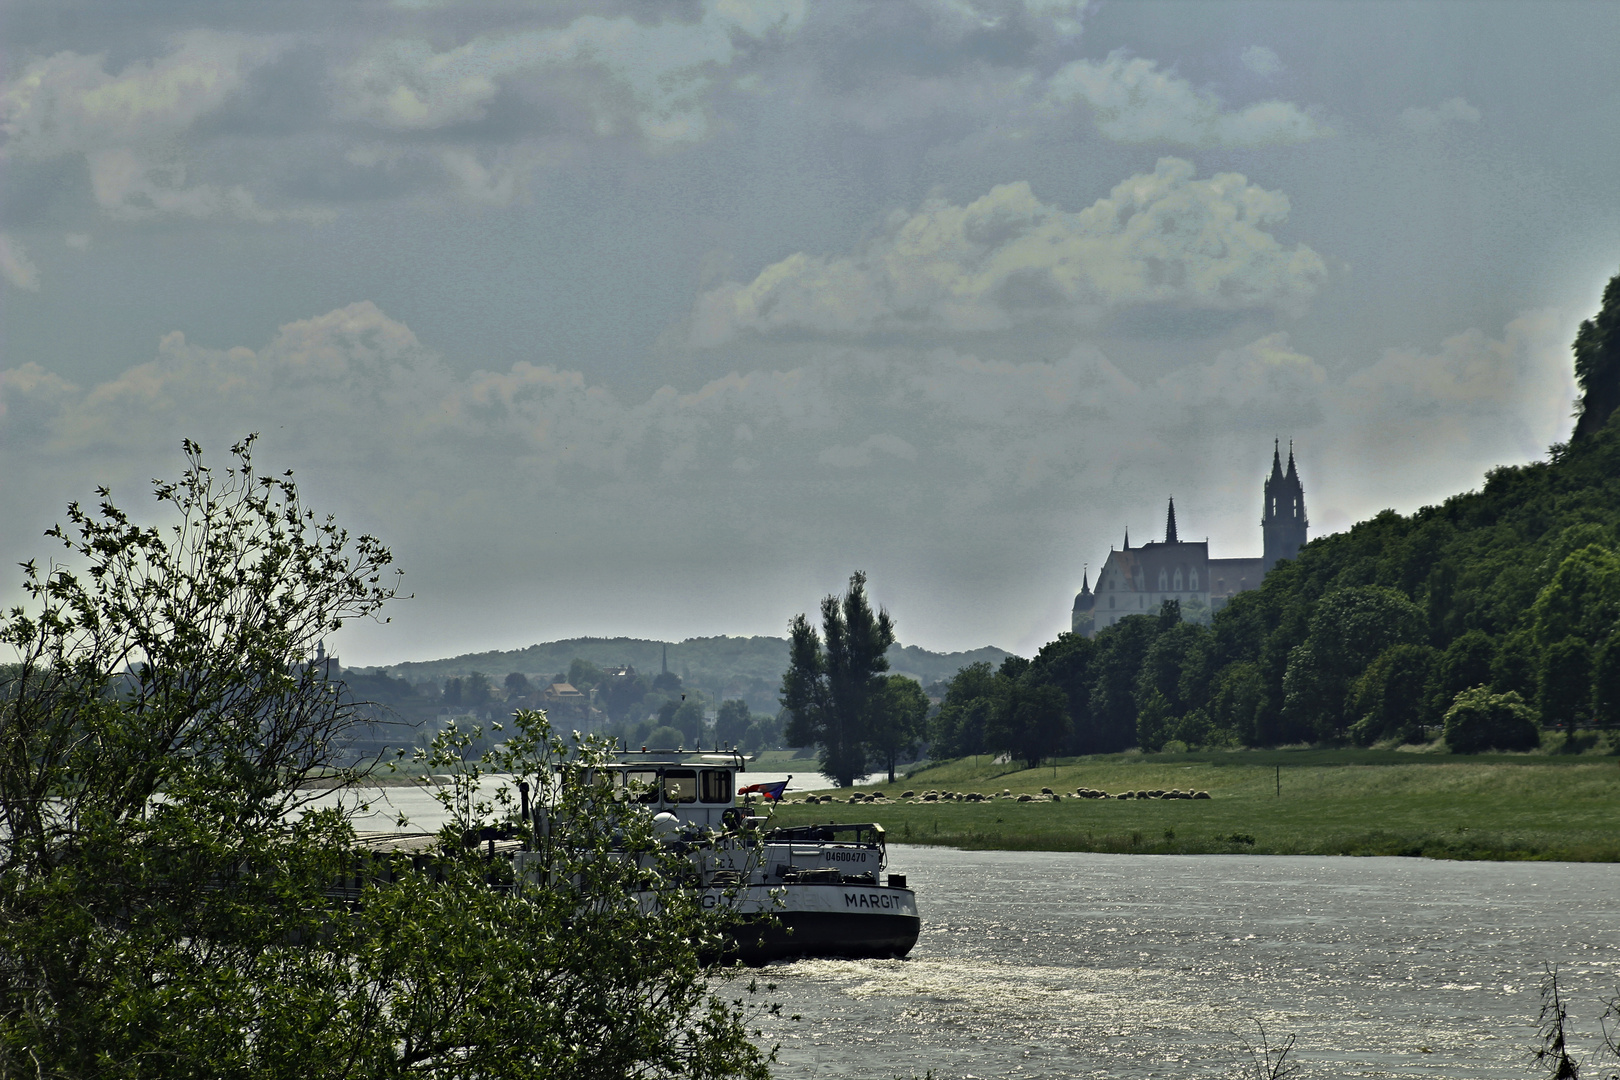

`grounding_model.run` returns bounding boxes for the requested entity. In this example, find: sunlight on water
[757,848,1620,1078]
[311,787,1619,1077]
